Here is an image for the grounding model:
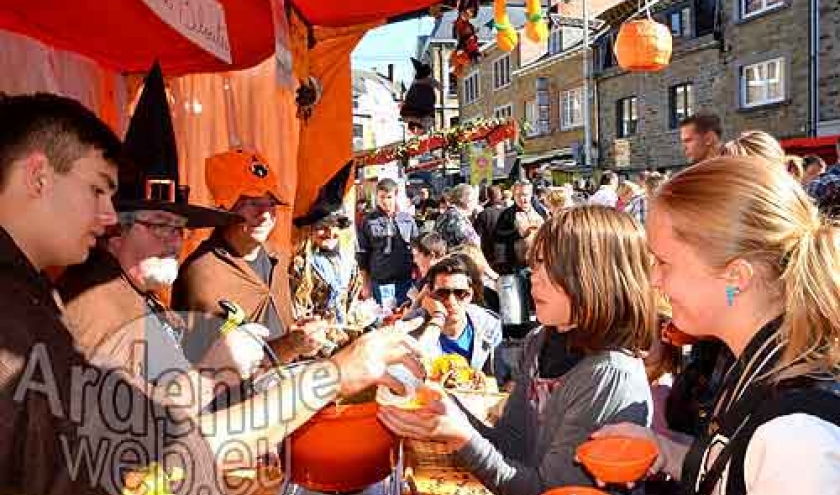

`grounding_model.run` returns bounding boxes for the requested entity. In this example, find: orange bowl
[576,437,658,483]
[288,401,397,492]
[542,487,609,495]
